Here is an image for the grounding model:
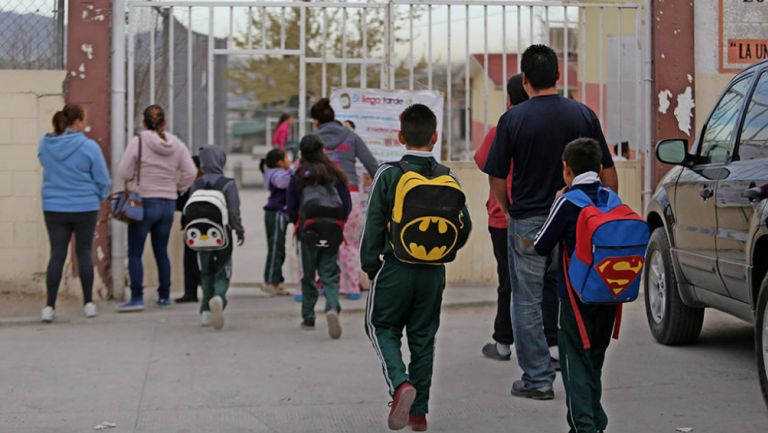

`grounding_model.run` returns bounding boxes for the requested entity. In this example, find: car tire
[756,273,768,409]
[643,228,705,345]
